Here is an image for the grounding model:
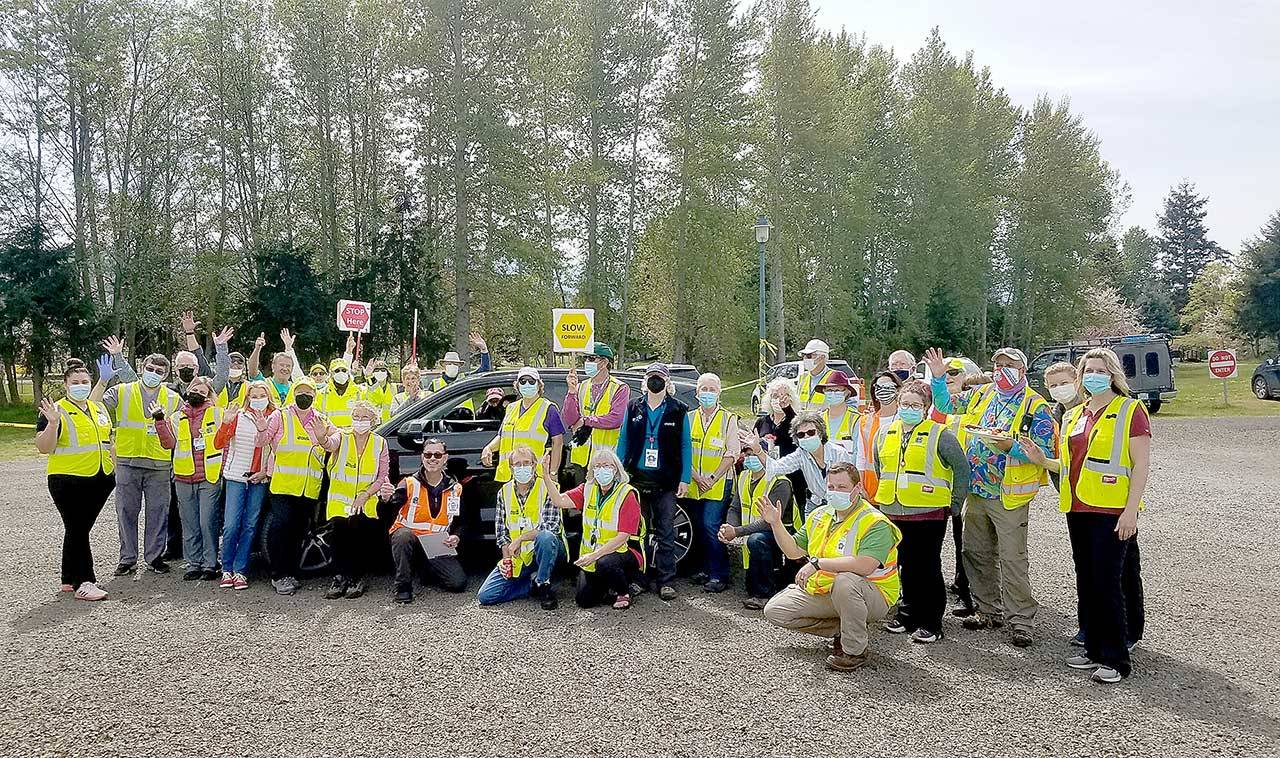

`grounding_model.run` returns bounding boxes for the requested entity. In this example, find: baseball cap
[644,362,670,379]
[943,356,966,372]
[587,343,615,360]
[309,363,327,375]
[517,366,540,381]
[991,347,1028,366]
[797,339,831,357]
[329,358,350,372]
